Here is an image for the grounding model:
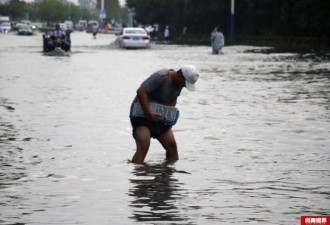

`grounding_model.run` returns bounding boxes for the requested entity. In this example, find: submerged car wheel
[115,38,120,48]
[119,41,125,49]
